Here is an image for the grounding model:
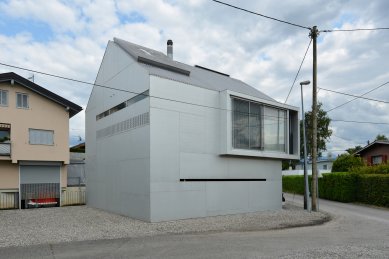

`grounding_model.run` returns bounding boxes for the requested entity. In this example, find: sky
[0,0,388,156]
